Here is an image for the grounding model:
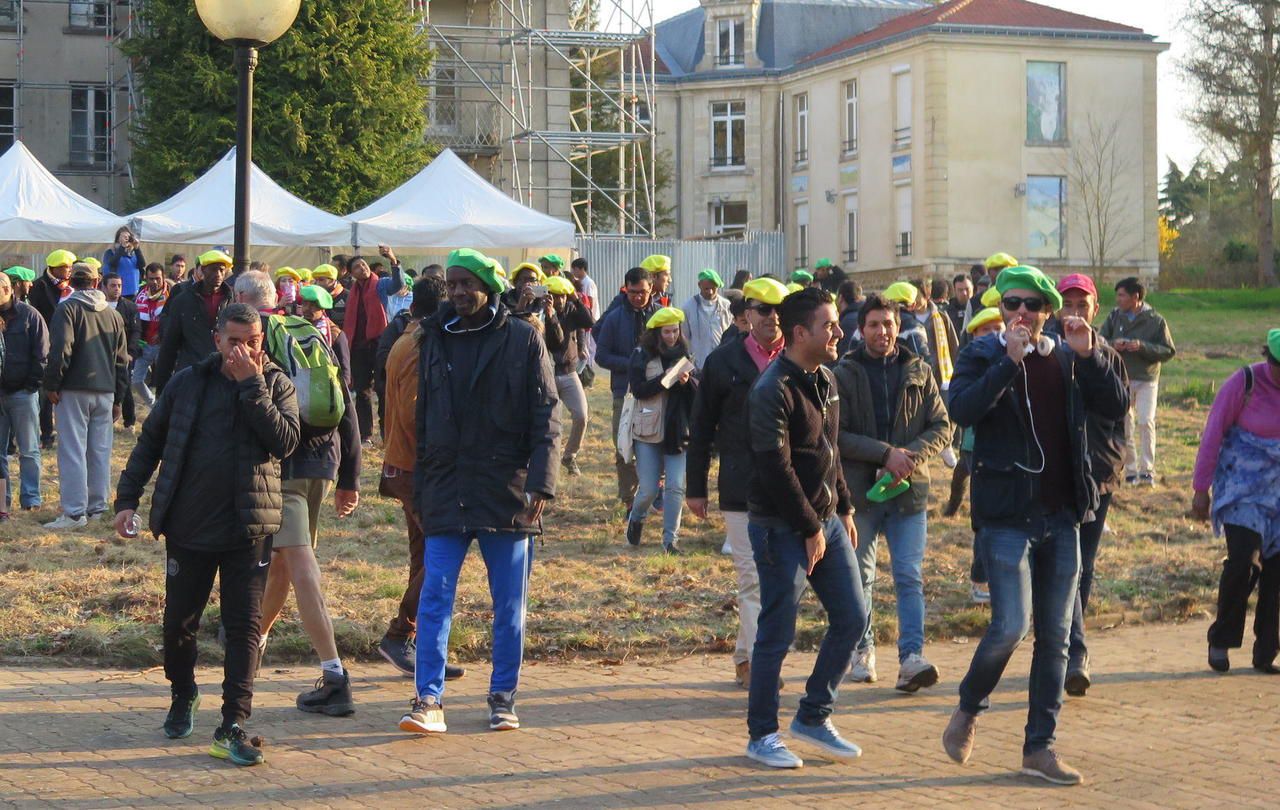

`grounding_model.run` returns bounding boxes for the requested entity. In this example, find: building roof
[654,0,927,78]
[802,0,1150,64]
